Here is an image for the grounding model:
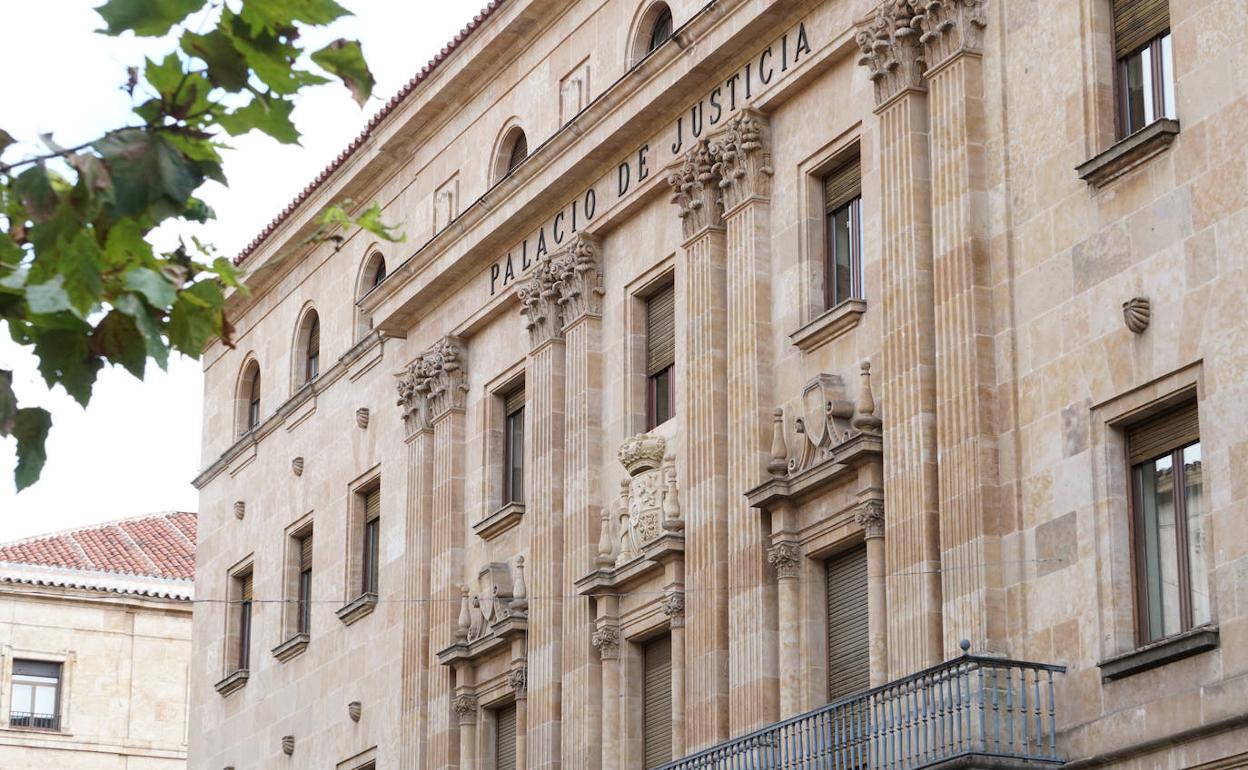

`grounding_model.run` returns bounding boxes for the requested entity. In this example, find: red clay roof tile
[0,512,196,582]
